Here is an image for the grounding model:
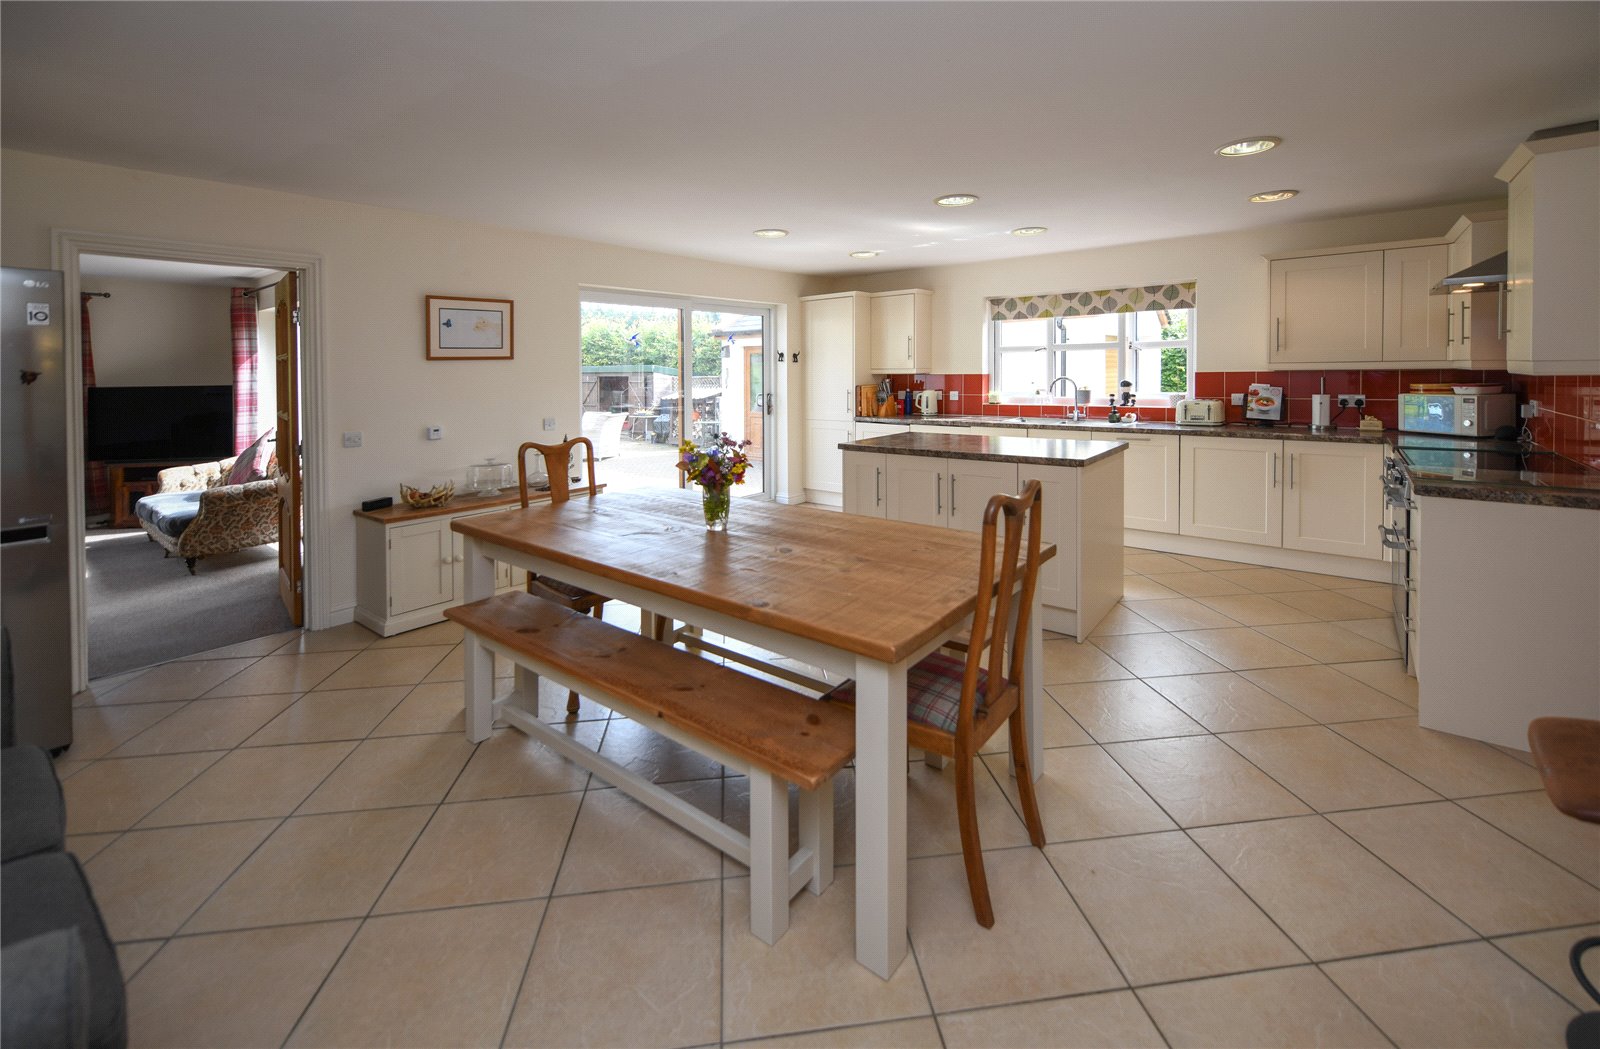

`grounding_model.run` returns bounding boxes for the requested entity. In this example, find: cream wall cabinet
[1180,436,1284,547]
[1444,212,1508,367]
[802,292,872,499]
[868,289,932,374]
[1269,251,1384,364]
[1281,443,1385,560]
[1380,245,1450,362]
[355,503,526,637]
[842,451,888,518]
